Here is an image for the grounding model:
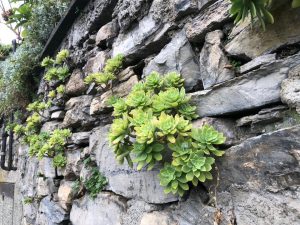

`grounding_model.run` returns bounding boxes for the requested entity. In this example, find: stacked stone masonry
[1,0,300,225]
